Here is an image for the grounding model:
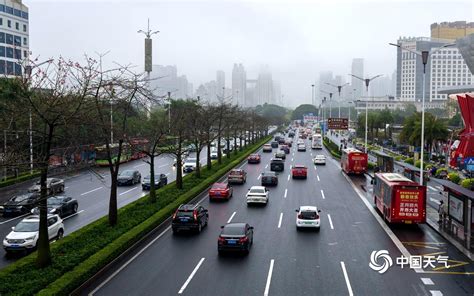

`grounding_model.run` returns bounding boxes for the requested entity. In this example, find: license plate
[227,240,237,245]
[405,220,412,224]
[180,217,190,222]
[304,222,313,225]
[10,244,19,248]
[5,209,11,212]
[215,192,221,196]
